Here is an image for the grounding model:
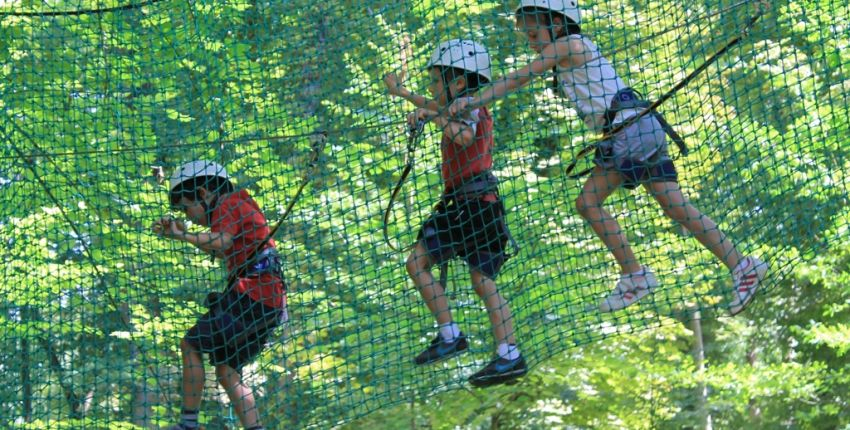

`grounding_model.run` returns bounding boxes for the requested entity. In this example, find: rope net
[1,0,848,428]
